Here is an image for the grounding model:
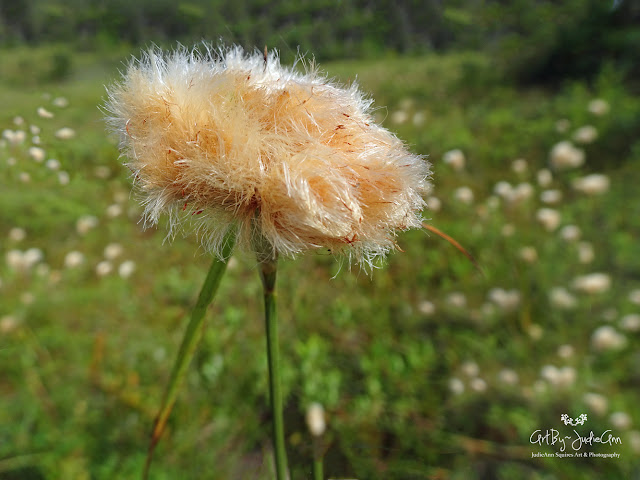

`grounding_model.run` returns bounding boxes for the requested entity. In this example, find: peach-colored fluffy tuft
[104,45,431,266]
